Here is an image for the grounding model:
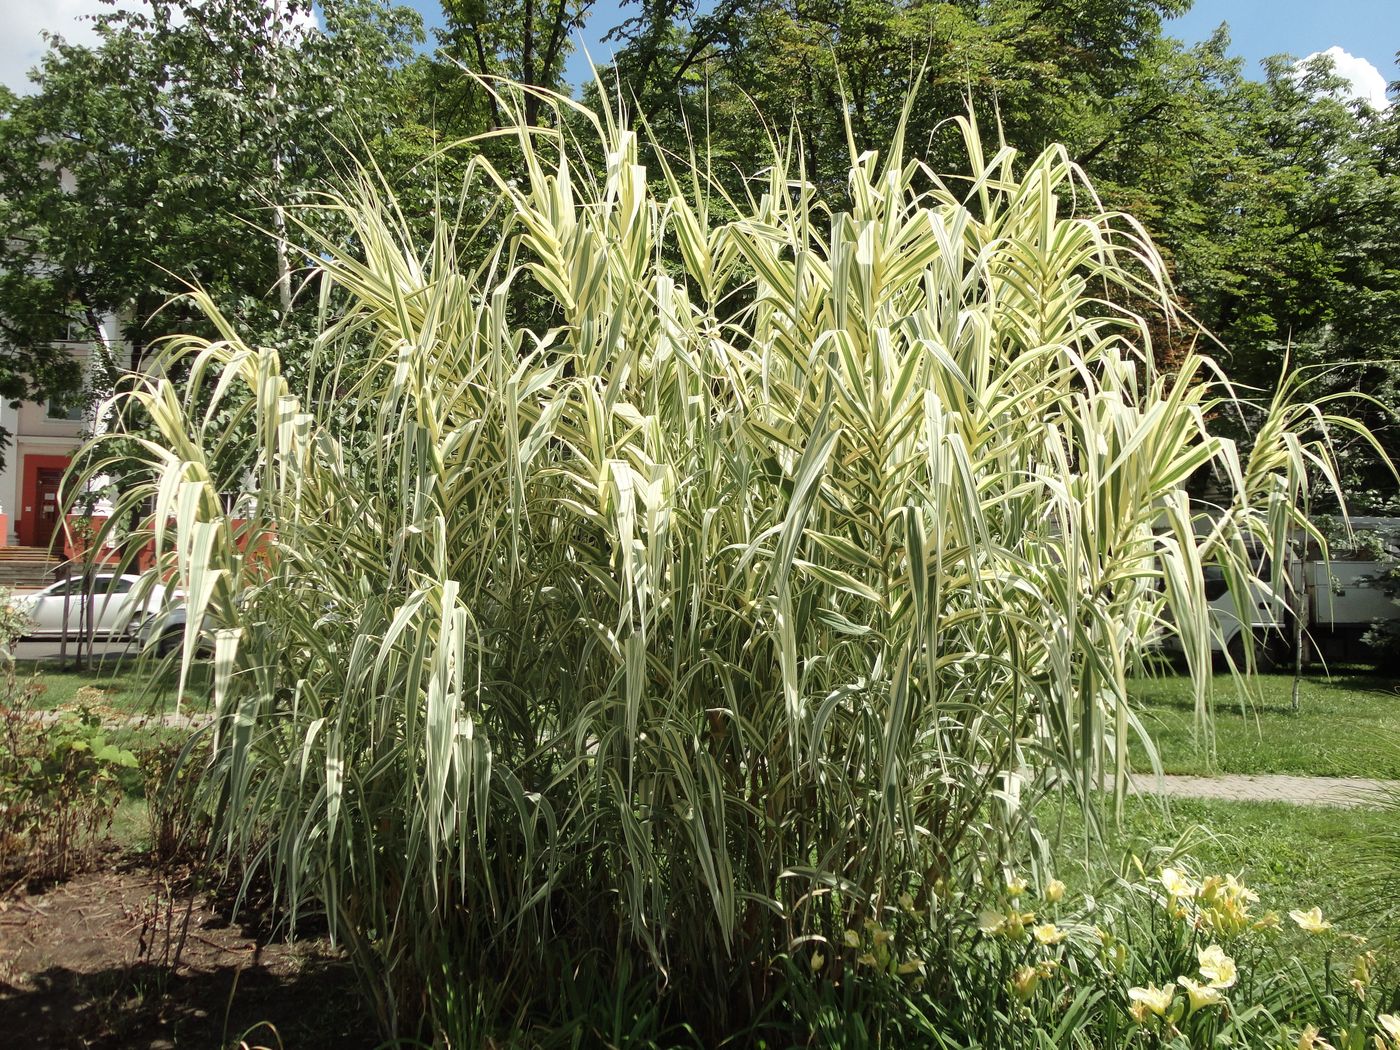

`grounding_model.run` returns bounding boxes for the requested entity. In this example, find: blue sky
[1170,1,1398,79]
